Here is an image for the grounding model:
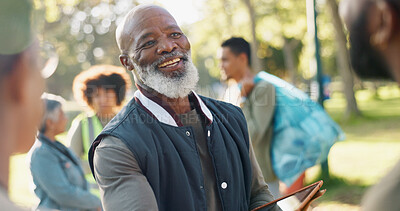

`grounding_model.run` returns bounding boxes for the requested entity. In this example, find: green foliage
[35,0,342,97]
[188,0,340,84]
[315,0,338,76]
[34,0,343,99]
[36,0,137,97]
[259,38,304,77]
